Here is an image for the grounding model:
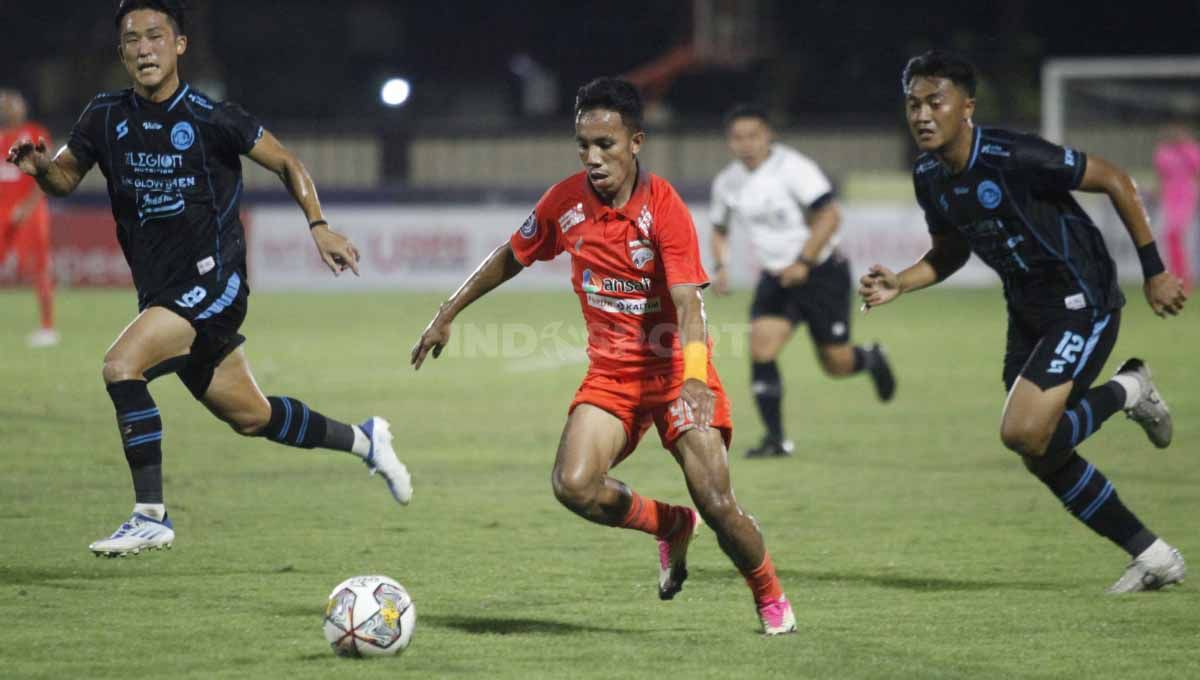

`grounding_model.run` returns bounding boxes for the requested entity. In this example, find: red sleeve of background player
[509,186,564,266]
[653,182,709,289]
